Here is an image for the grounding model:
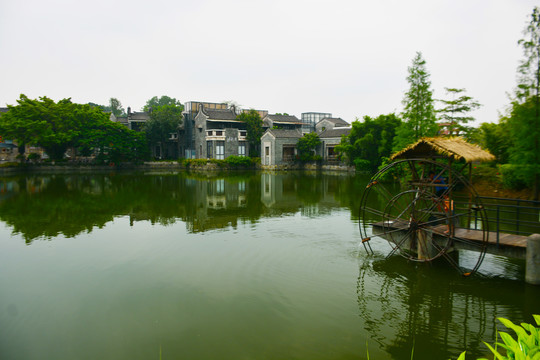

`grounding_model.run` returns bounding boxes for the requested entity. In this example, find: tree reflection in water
[0,171,364,243]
